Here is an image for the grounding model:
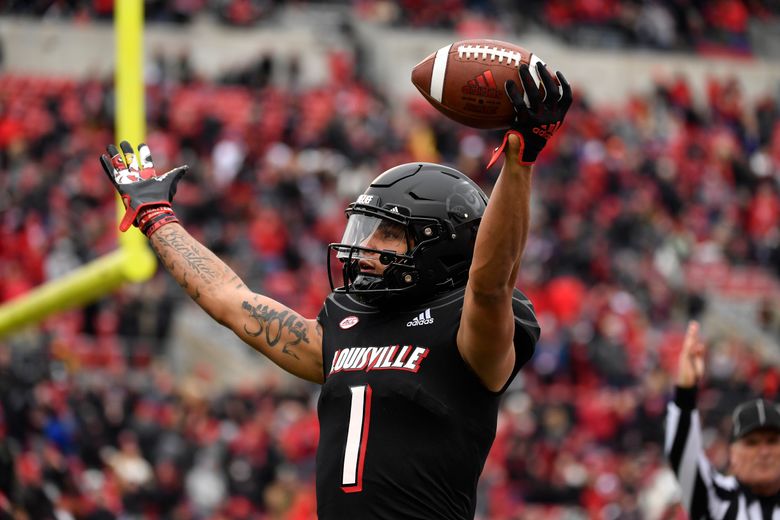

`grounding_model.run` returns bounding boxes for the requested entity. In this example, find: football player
[99,61,571,519]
